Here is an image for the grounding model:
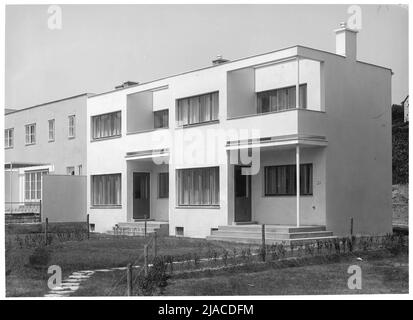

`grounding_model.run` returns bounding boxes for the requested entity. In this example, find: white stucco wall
[86,45,392,238]
[251,147,326,226]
